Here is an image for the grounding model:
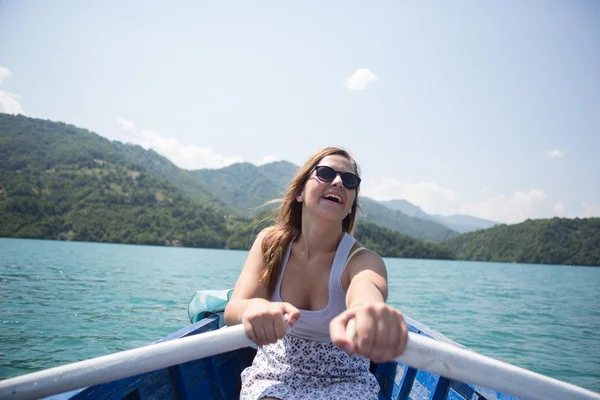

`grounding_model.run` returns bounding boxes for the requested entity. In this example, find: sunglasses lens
[316,166,336,181]
[342,173,360,189]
